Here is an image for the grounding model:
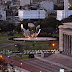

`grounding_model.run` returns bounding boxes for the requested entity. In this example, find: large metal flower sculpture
[21,23,41,37]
